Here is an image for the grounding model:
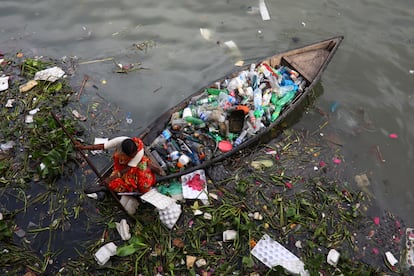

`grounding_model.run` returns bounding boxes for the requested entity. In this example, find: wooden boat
[102,36,344,187]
